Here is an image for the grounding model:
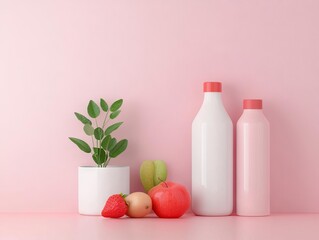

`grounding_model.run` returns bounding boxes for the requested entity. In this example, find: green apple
[139,161,155,192]
[140,160,167,192]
